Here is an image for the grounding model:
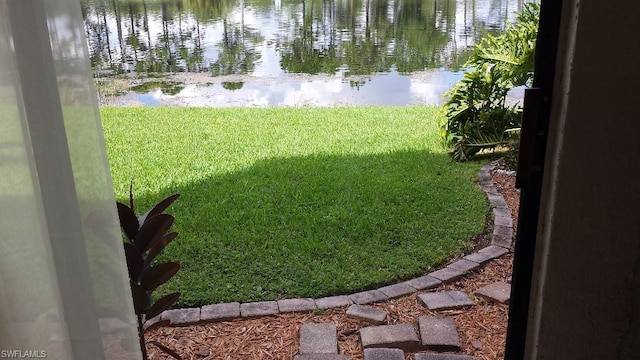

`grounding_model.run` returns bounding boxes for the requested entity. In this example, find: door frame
[504,1,564,358]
